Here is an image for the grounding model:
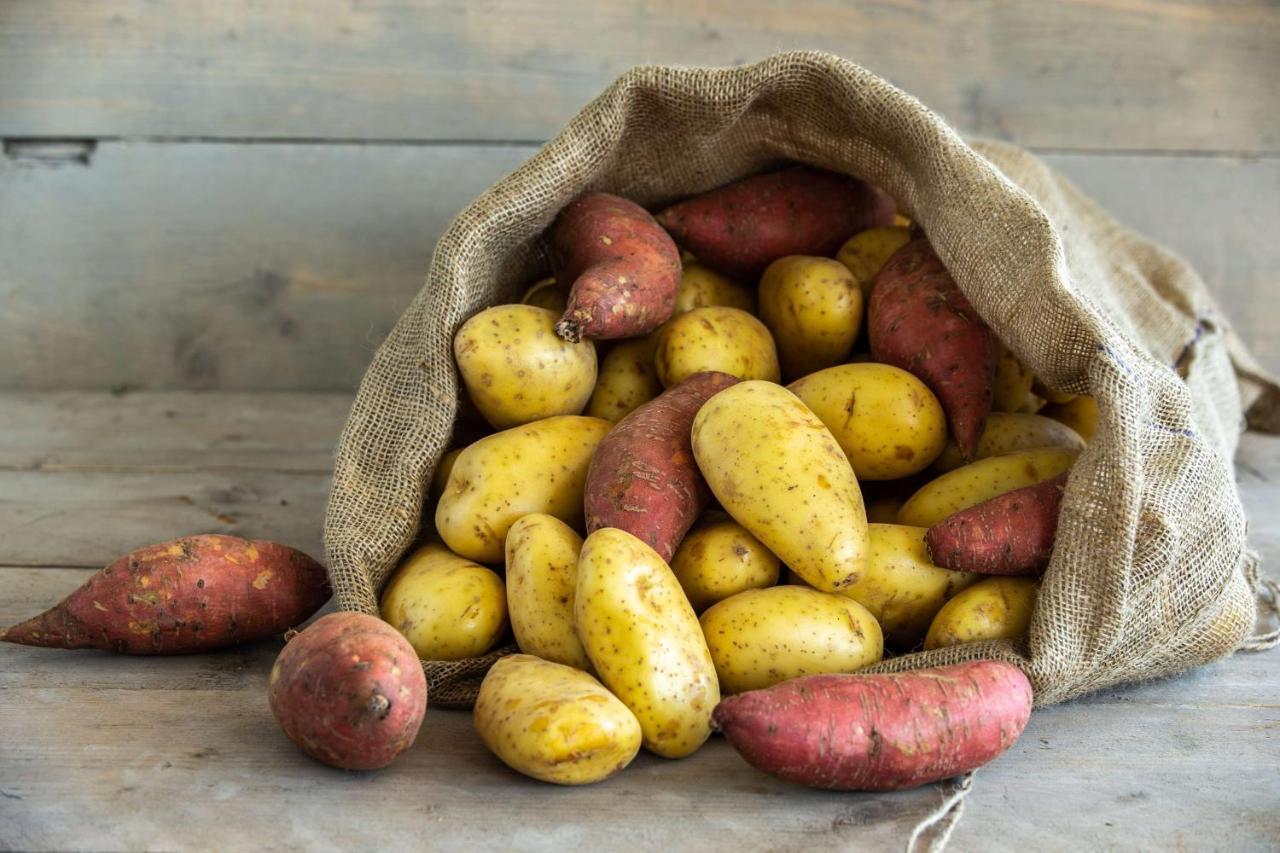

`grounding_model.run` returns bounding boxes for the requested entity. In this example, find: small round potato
[475,655,641,785]
[897,447,1079,528]
[788,363,947,480]
[924,576,1039,650]
[700,586,884,693]
[584,335,661,423]
[521,276,567,314]
[454,304,597,429]
[992,344,1035,412]
[933,412,1086,473]
[504,514,591,670]
[839,524,981,648]
[674,263,755,315]
[836,226,912,301]
[1043,395,1099,443]
[670,516,781,612]
[436,415,611,563]
[576,528,719,759]
[380,543,508,660]
[759,256,863,380]
[655,306,780,388]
